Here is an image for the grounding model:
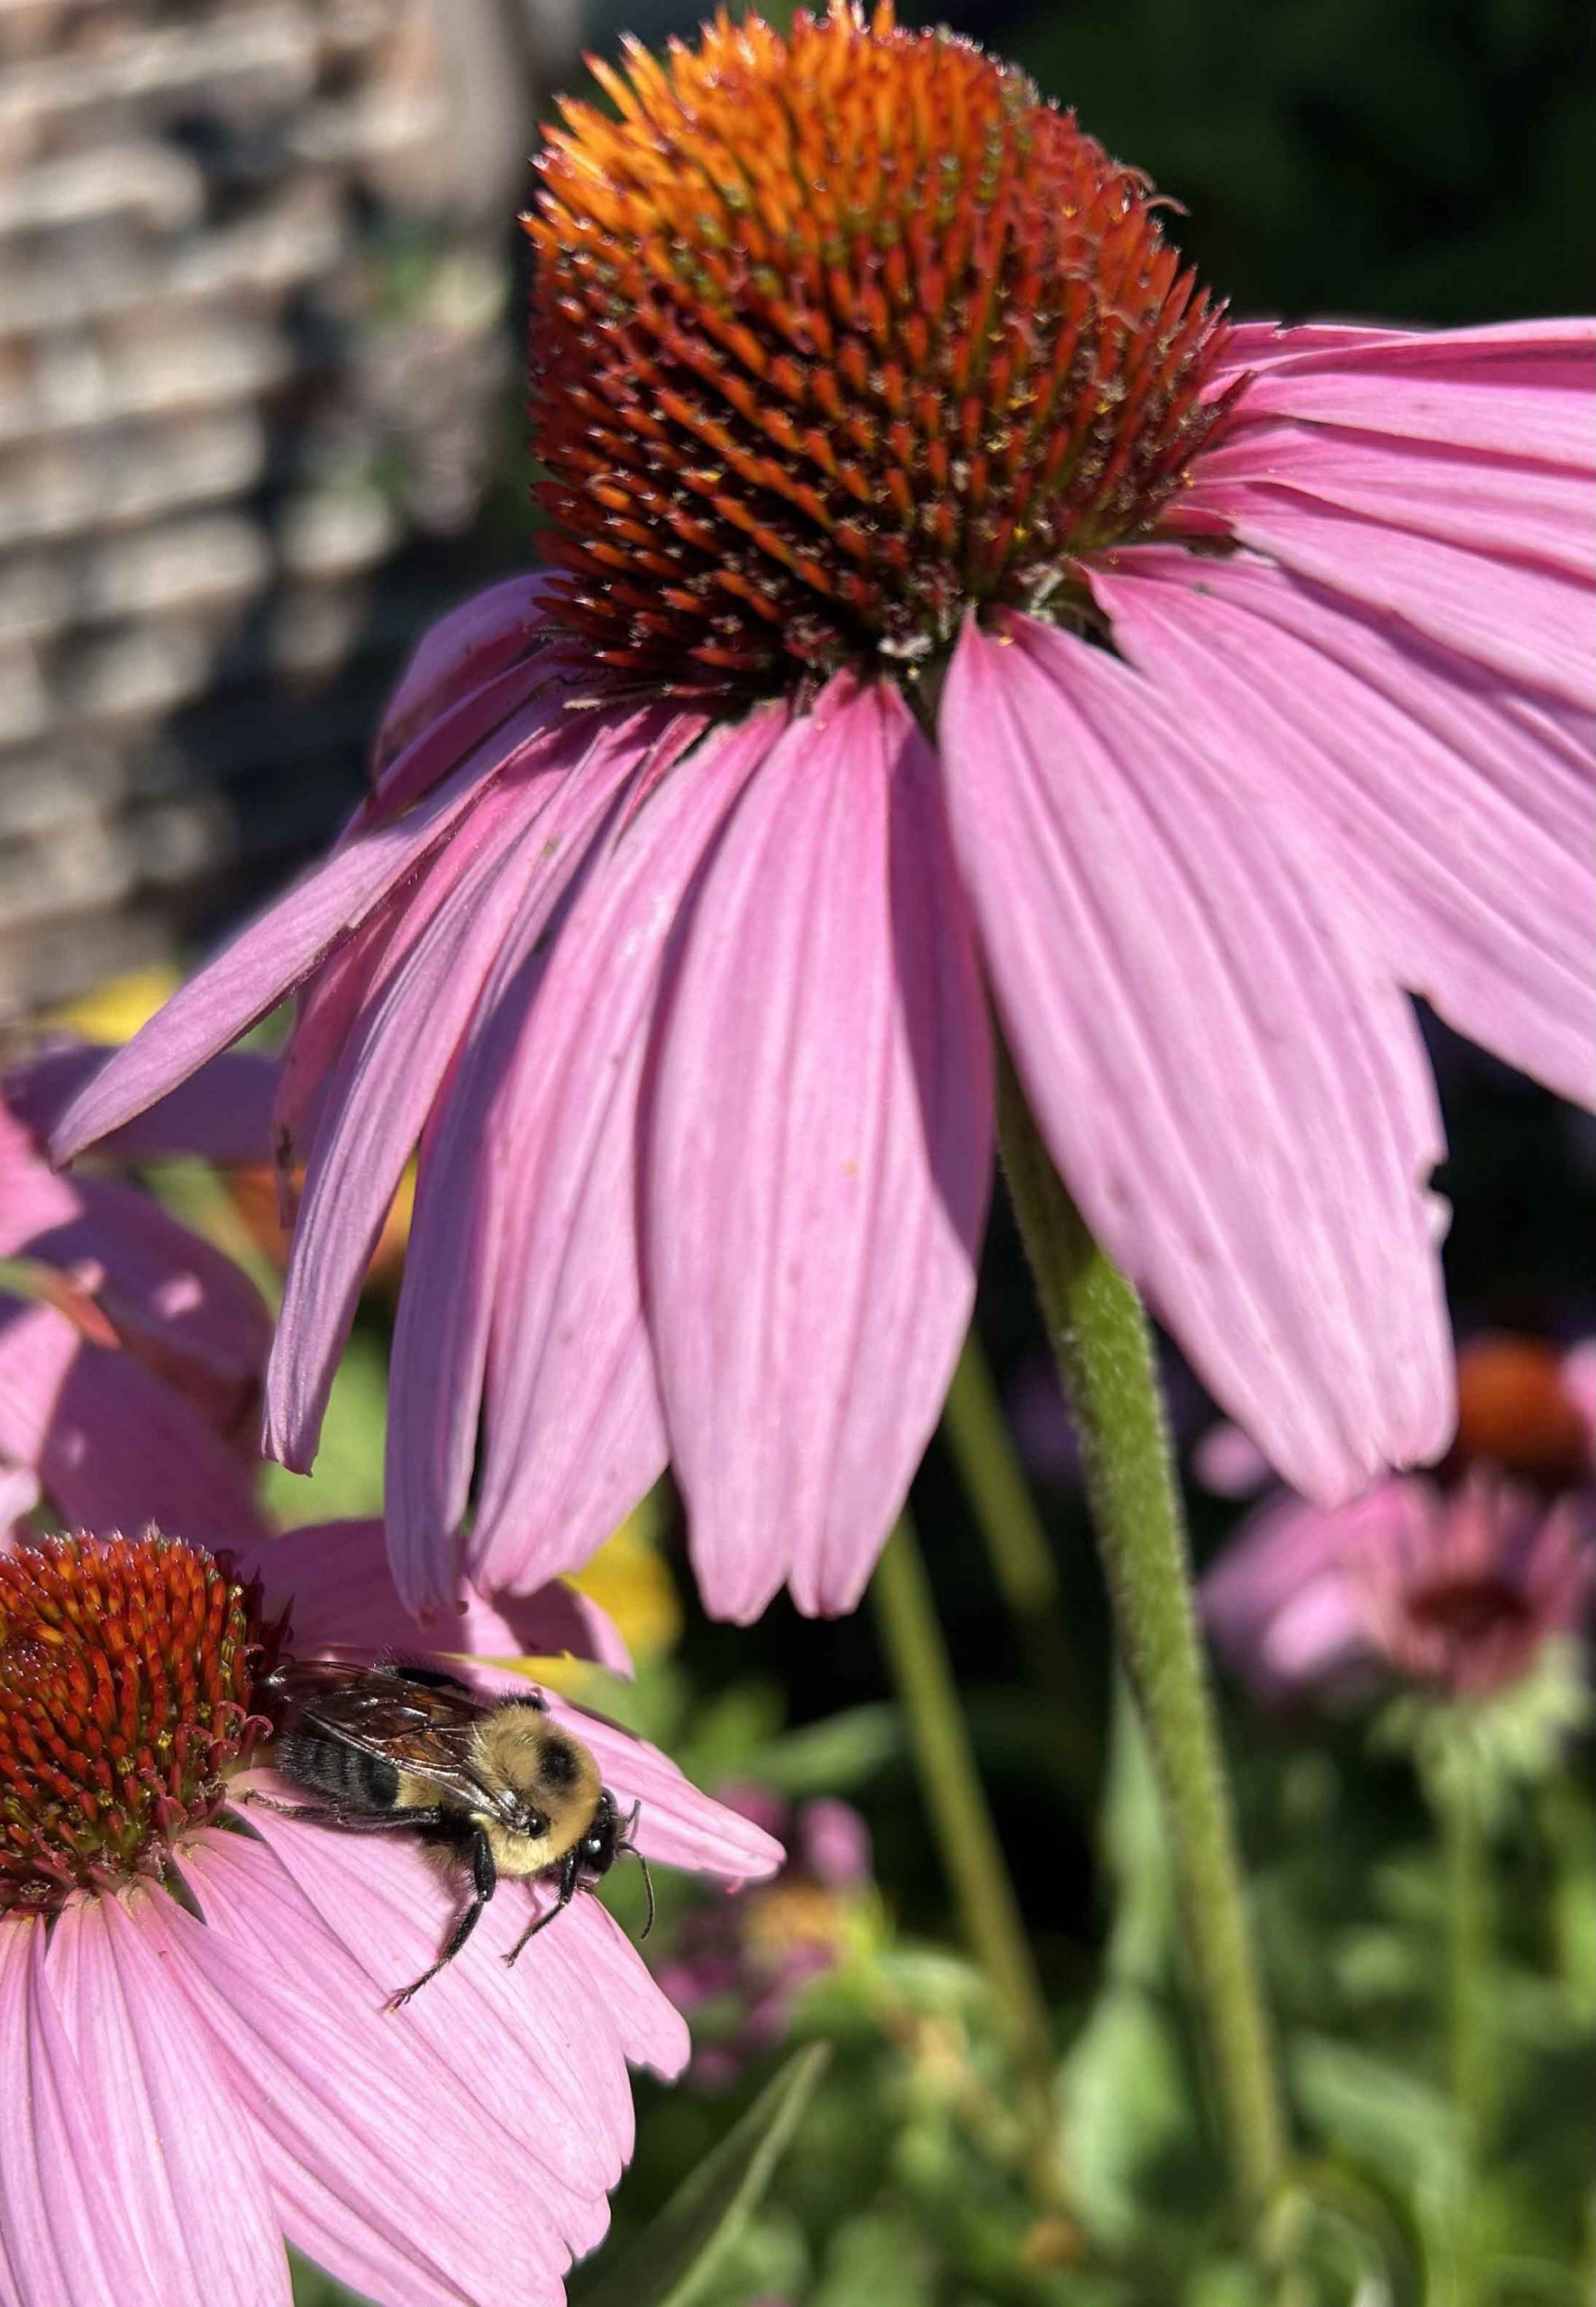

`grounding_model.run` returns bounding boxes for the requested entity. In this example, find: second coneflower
[54,5,1593,1620]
